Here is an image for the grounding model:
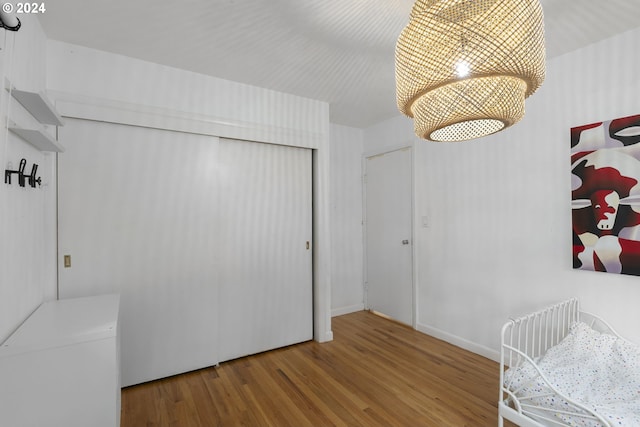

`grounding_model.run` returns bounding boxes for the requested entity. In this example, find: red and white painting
[571,114,640,275]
